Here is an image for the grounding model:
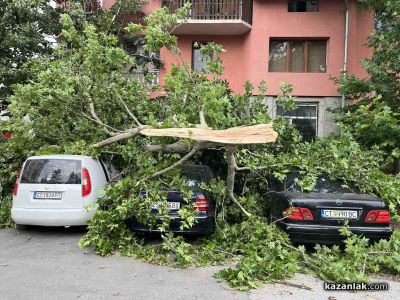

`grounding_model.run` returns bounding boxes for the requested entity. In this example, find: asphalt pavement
[0,227,399,300]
